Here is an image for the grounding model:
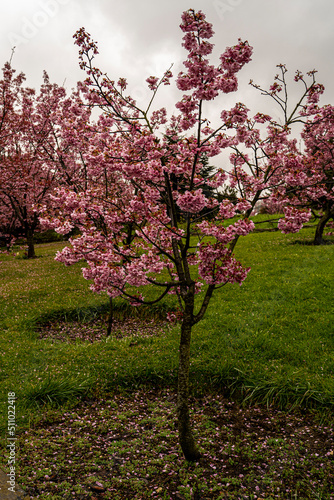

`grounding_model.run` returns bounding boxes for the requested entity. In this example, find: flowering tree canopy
[0,64,70,257]
[276,103,334,244]
[0,59,98,257]
[224,64,329,242]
